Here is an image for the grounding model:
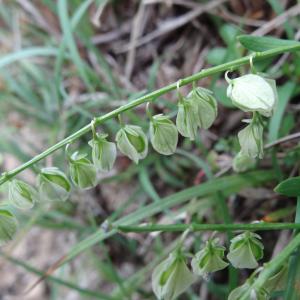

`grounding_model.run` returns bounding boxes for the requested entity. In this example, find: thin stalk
[284,196,300,300]
[217,193,237,291]
[117,222,300,233]
[1,44,300,185]
[265,132,300,149]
